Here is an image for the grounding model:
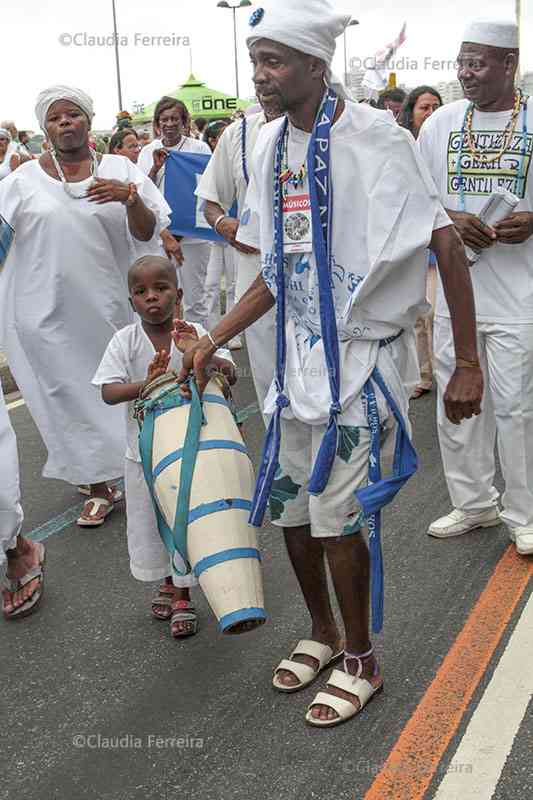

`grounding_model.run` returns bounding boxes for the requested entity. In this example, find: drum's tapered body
[137,374,265,634]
